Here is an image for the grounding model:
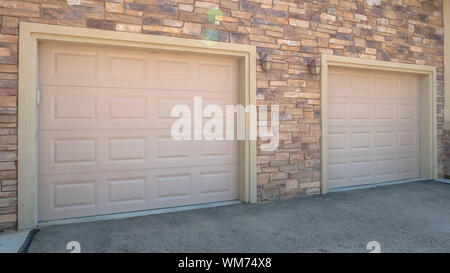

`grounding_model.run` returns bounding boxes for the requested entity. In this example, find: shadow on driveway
[29,180,450,253]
